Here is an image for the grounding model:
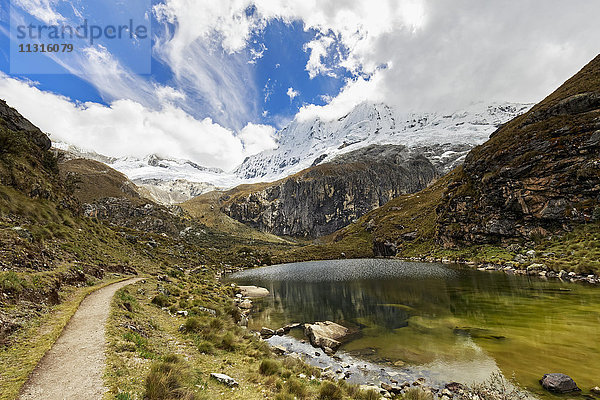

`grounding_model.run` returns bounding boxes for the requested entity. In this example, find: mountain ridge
[53,101,532,206]
[235,101,532,181]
